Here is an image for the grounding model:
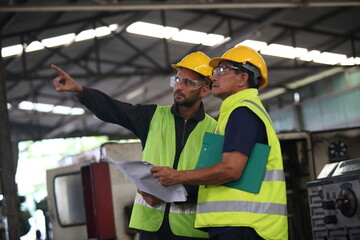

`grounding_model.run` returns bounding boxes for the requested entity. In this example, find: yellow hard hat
[209,45,268,88]
[172,51,212,77]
